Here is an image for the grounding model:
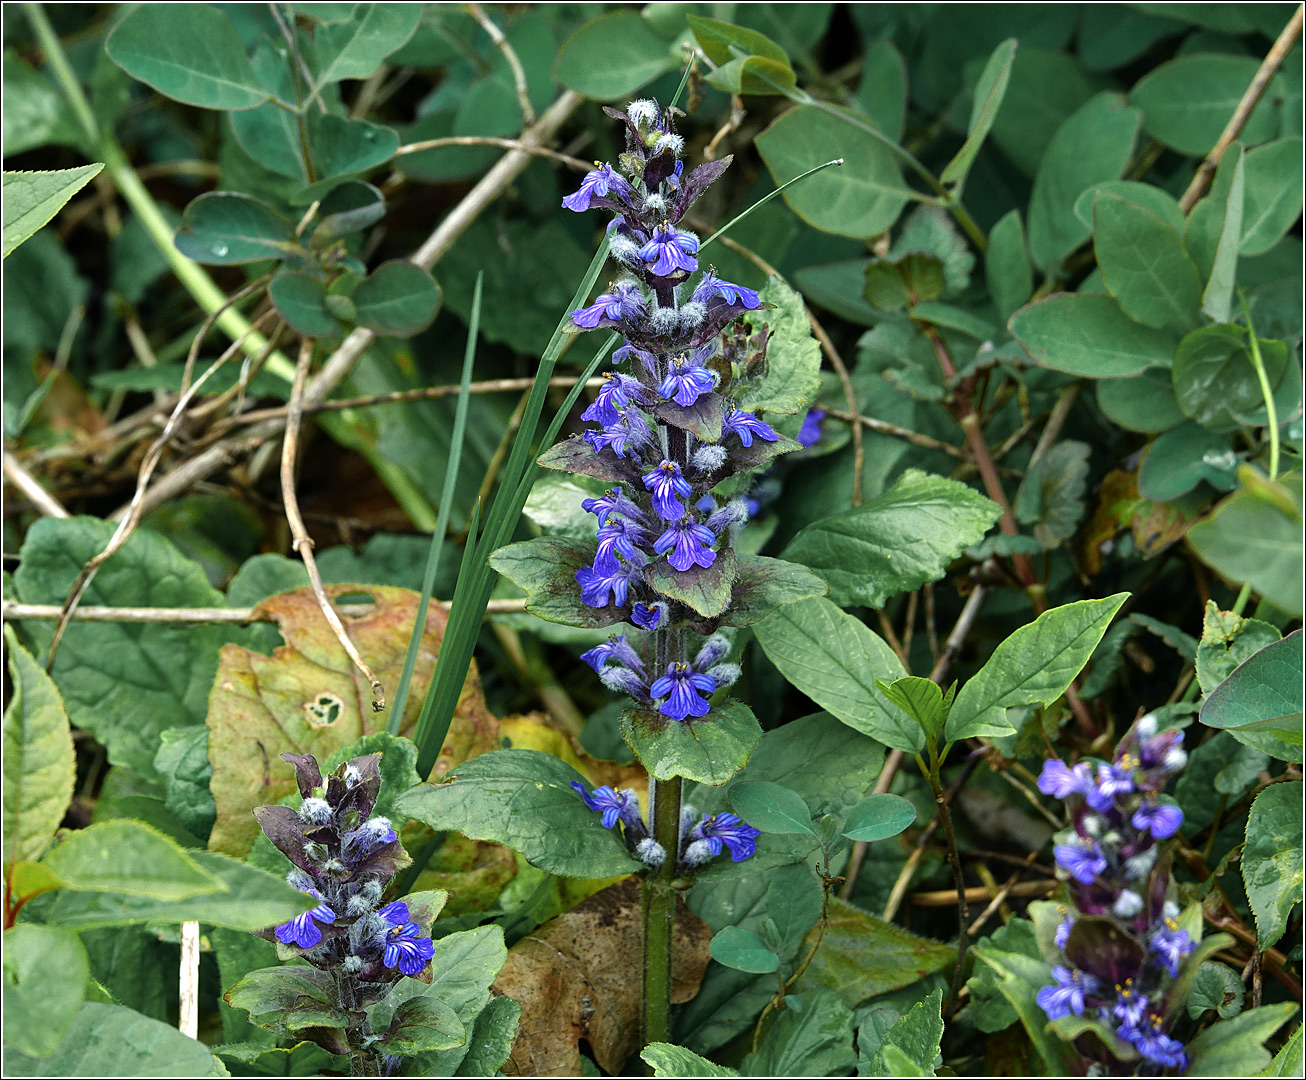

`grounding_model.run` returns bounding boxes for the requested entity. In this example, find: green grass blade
[387,273,483,735]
